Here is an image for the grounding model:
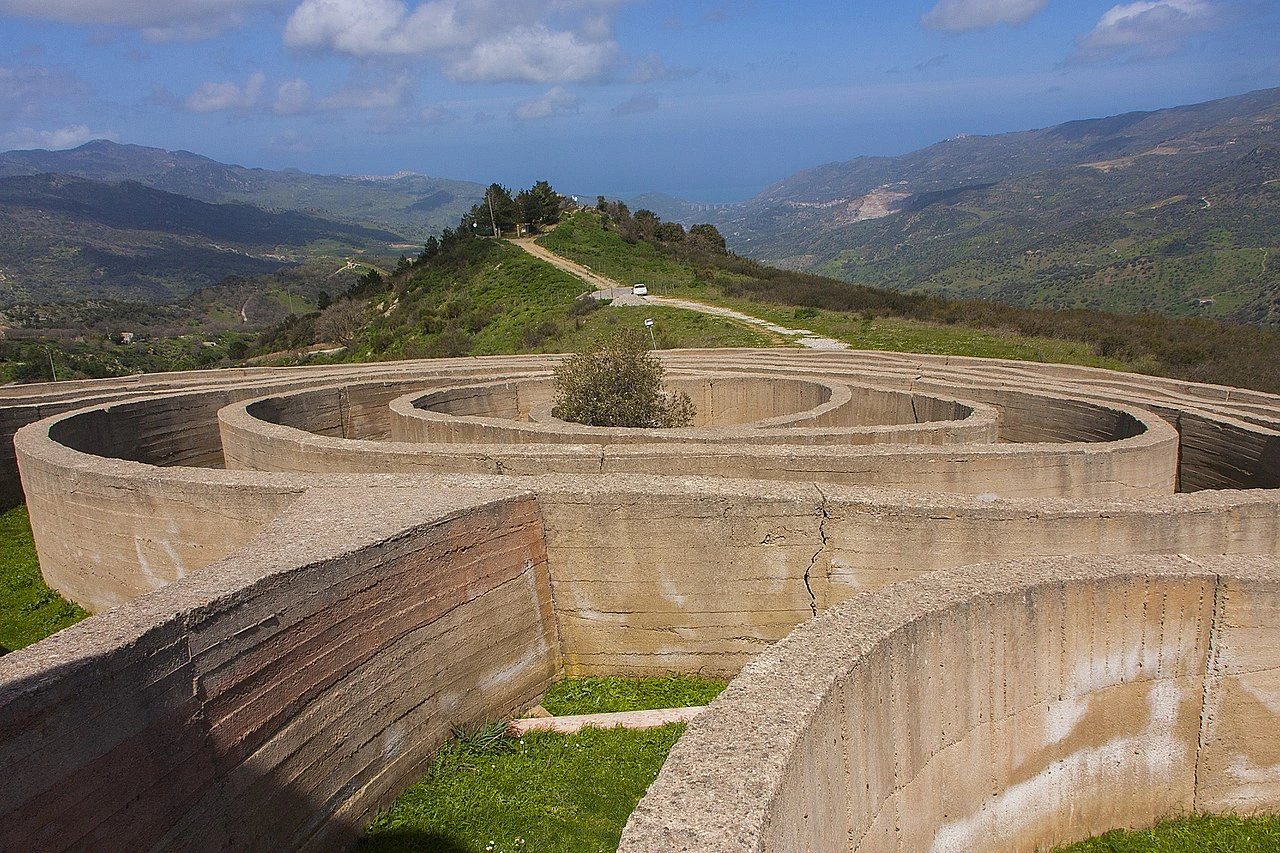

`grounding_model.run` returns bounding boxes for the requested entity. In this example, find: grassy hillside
[540,209,1280,393]
[254,231,777,364]
[11,198,1280,395]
